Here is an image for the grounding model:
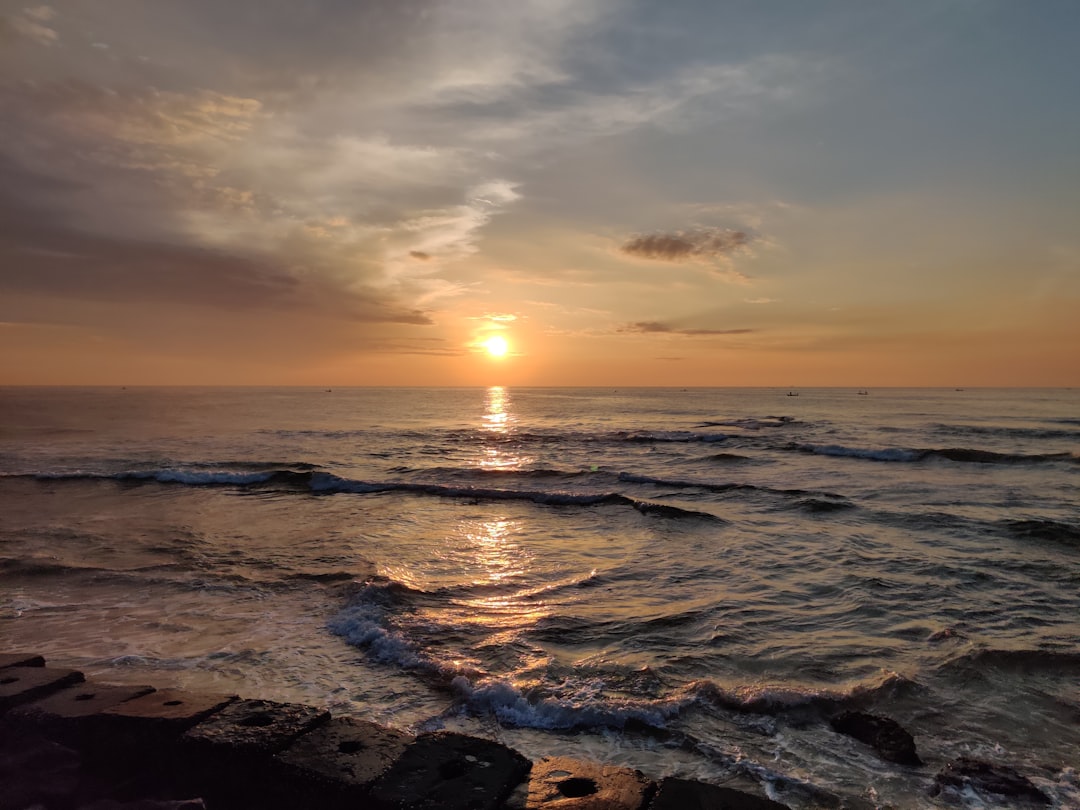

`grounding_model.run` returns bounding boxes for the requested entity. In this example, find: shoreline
[0,651,788,810]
